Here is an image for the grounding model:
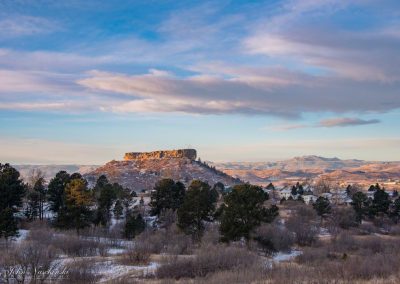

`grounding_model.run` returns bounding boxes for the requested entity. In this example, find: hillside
[210,155,400,187]
[84,149,240,191]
